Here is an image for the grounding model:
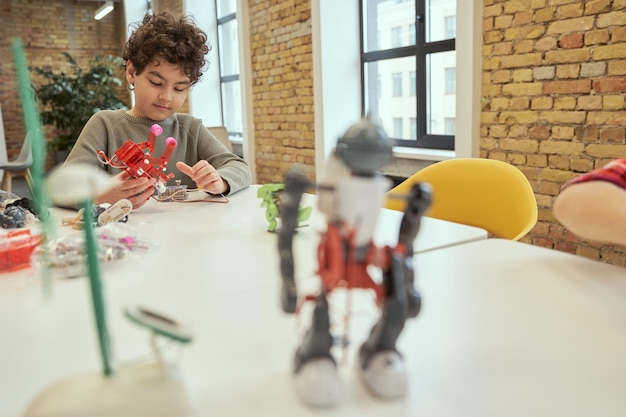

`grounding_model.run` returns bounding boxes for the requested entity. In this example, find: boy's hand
[95,171,156,210]
[176,160,229,195]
